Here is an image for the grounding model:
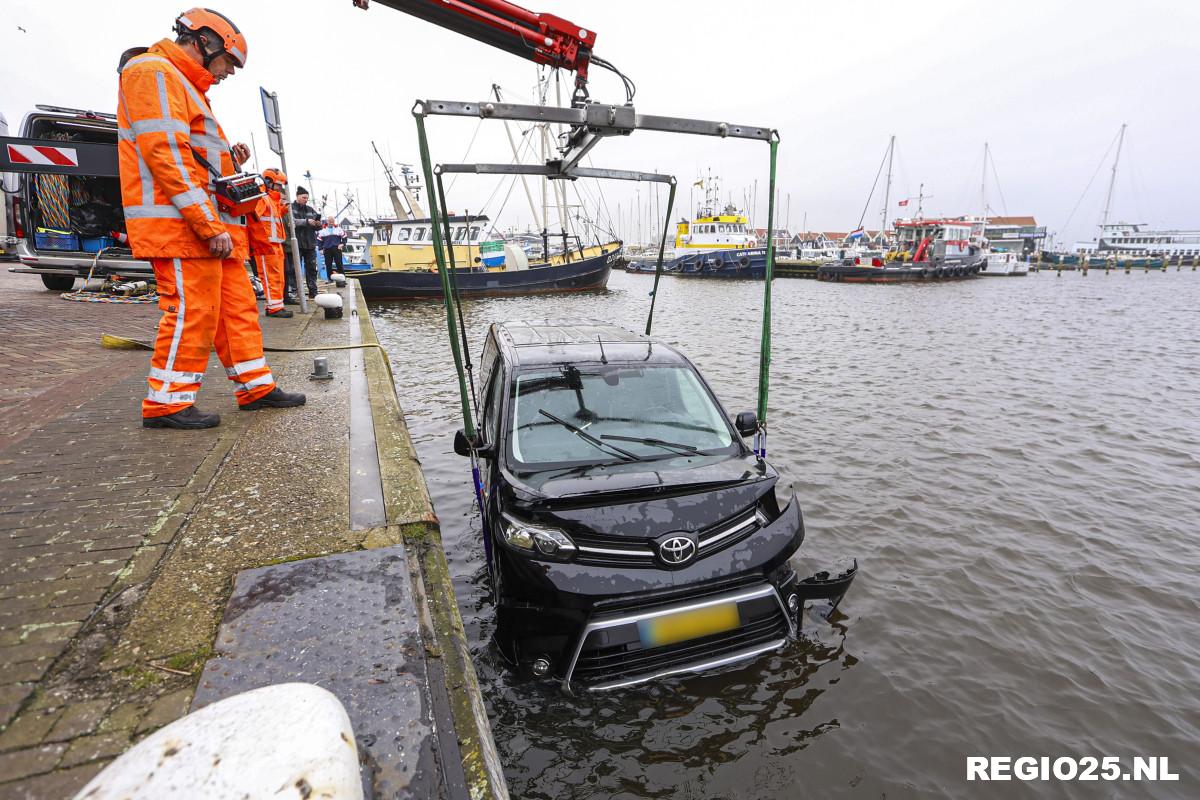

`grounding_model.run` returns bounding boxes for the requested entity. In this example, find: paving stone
[59,731,130,769]
[134,689,191,734]
[0,708,63,752]
[45,700,111,742]
[97,703,142,734]
[0,644,61,669]
[0,660,53,685]
[1,758,109,799]
[0,743,65,782]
